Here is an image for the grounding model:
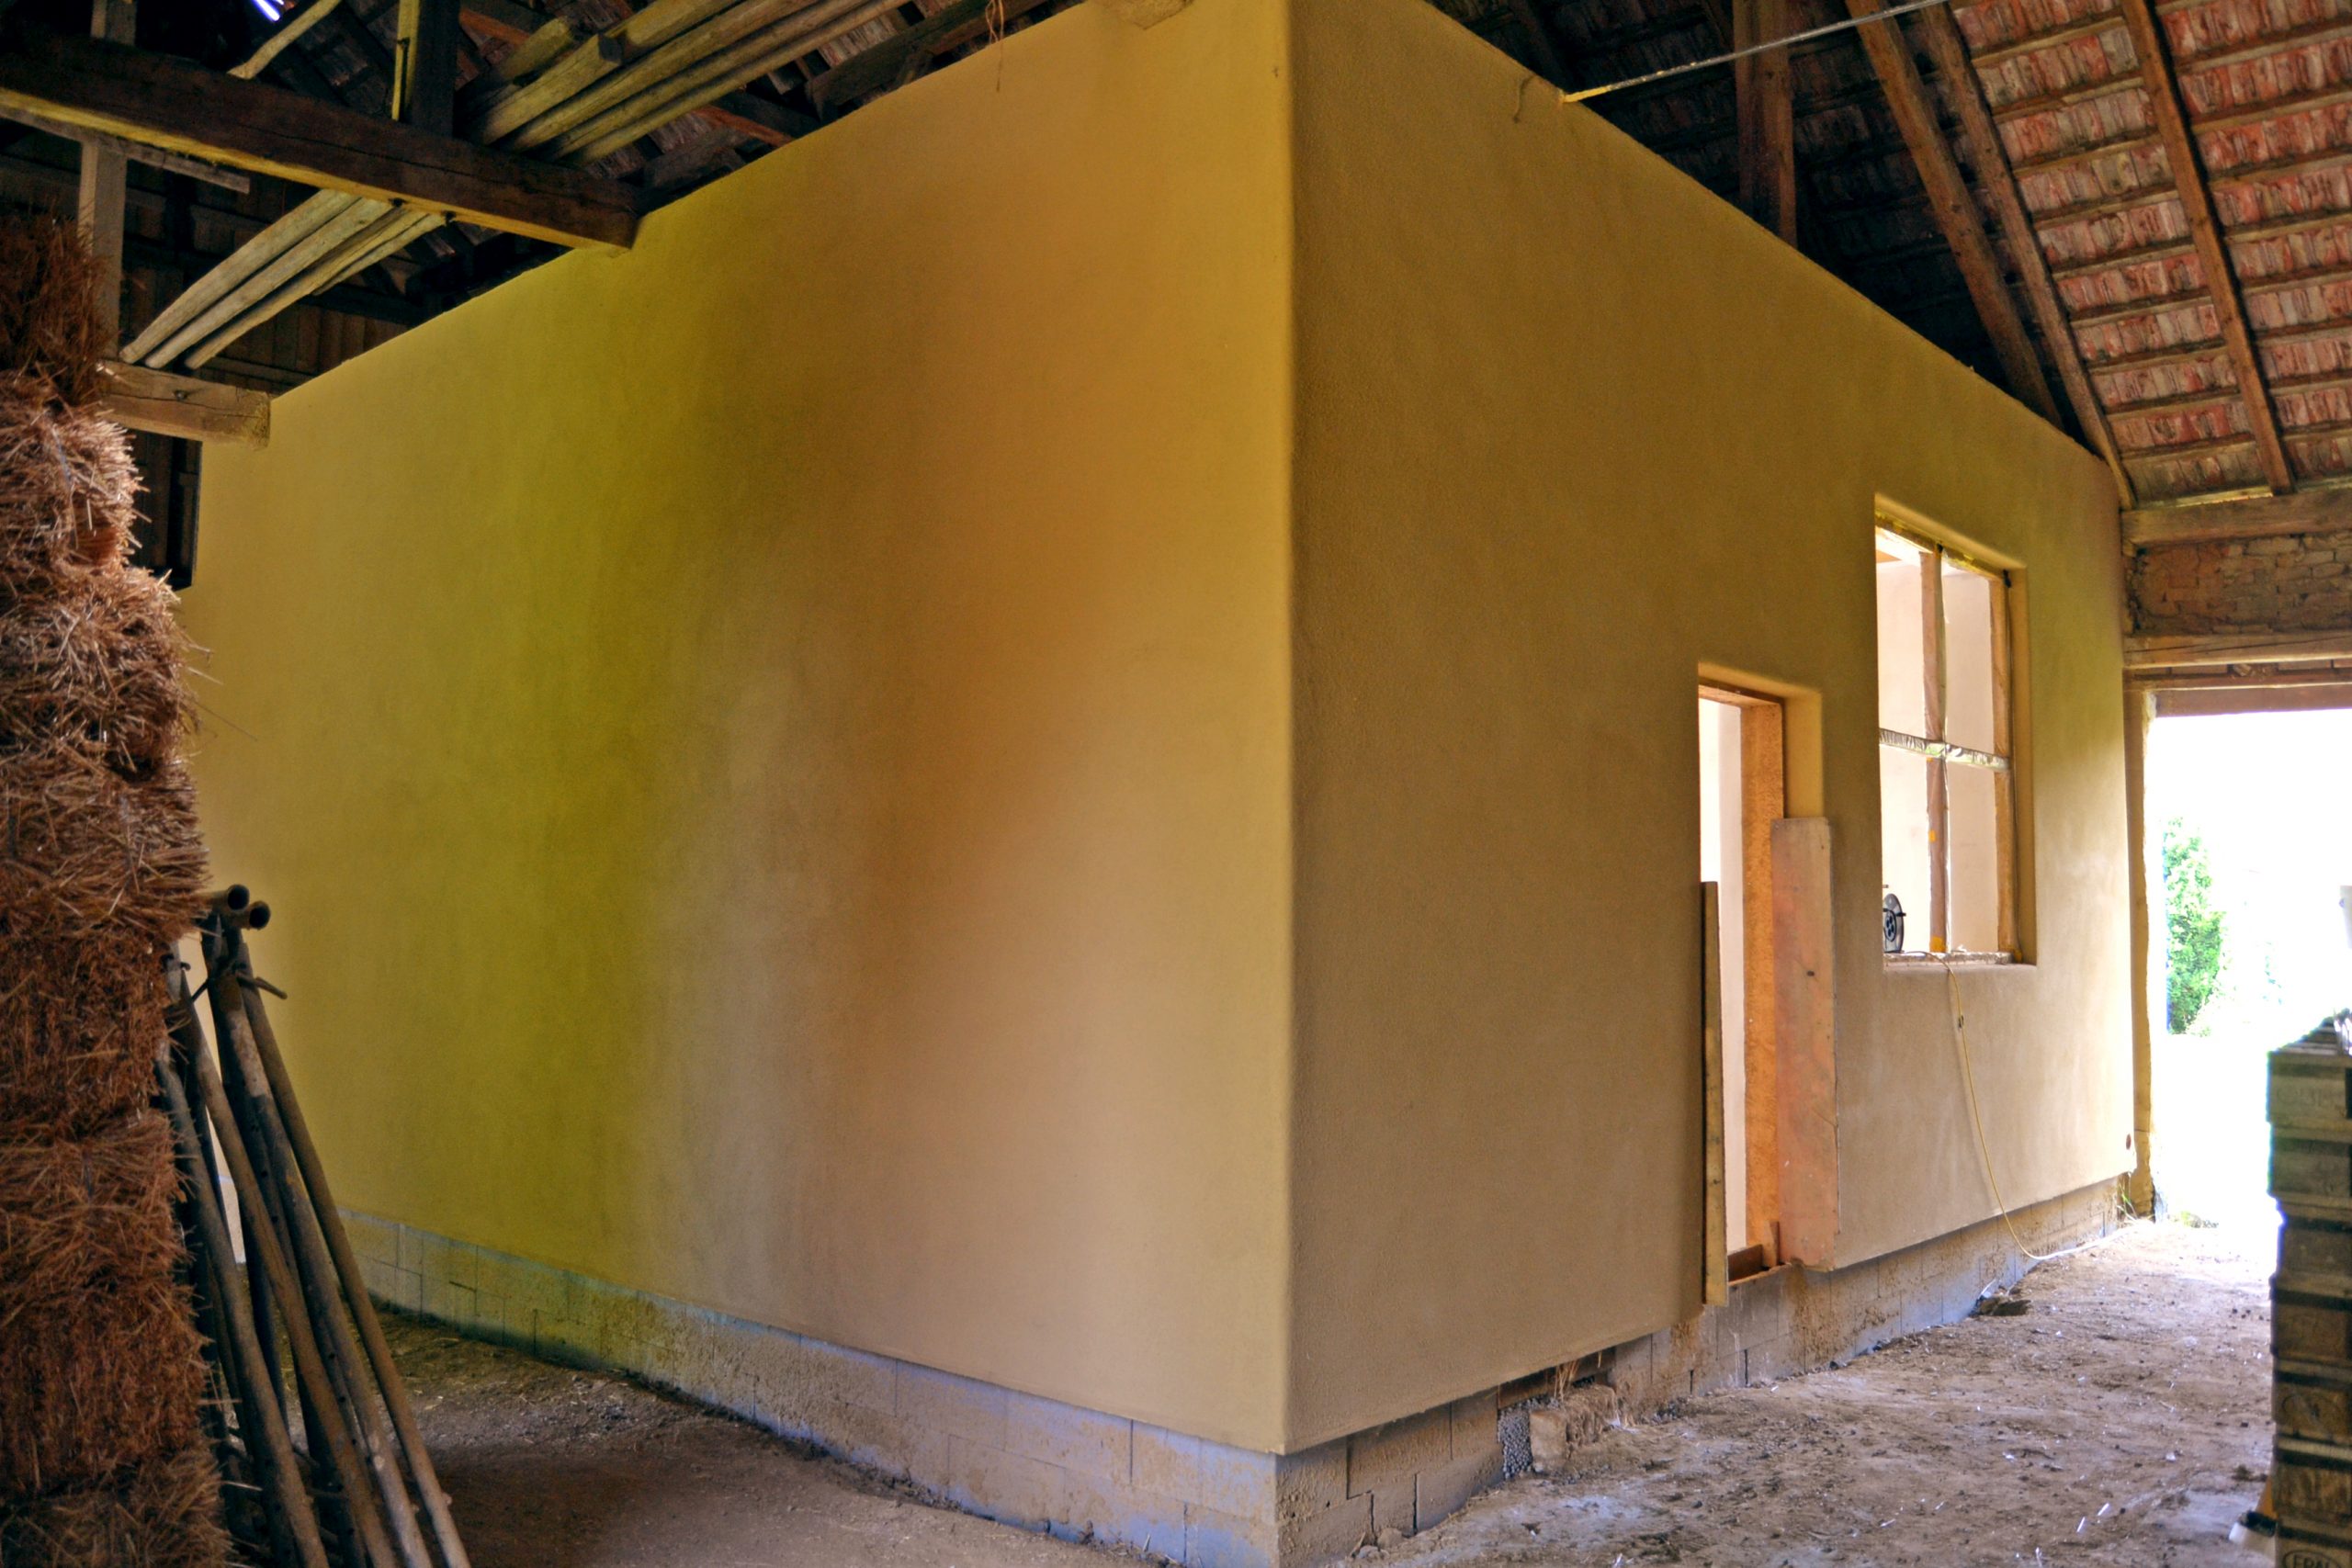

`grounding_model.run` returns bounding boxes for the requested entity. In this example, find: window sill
[1884,953,2031,972]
